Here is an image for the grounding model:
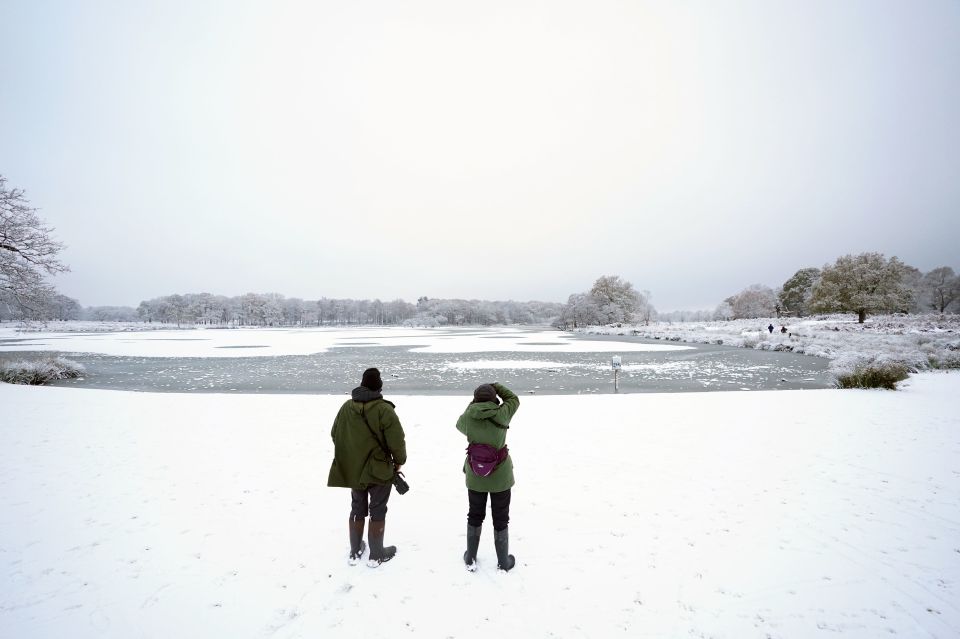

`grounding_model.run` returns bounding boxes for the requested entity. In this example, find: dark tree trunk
[858,309,866,323]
